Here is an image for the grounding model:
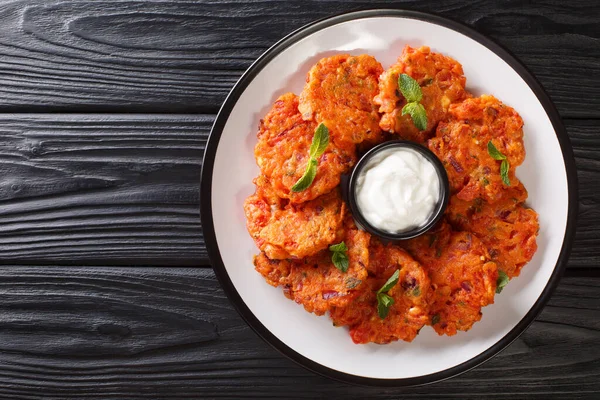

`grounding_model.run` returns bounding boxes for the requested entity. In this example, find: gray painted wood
[0,267,597,399]
[0,0,596,117]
